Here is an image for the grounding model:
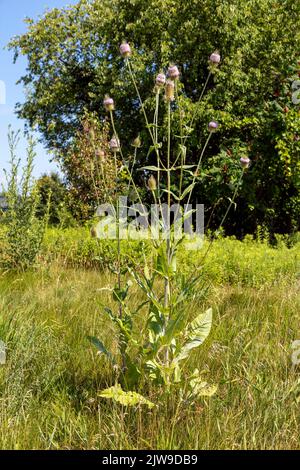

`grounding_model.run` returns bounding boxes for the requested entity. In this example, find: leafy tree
[64,112,126,220]
[36,172,69,225]
[9,0,300,233]
[0,131,49,270]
